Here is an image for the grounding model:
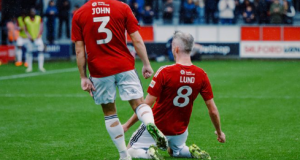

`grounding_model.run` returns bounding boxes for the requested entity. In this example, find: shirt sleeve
[200,72,214,101]
[71,13,84,42]
[147,68,165,97]
[125,4,140,34]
